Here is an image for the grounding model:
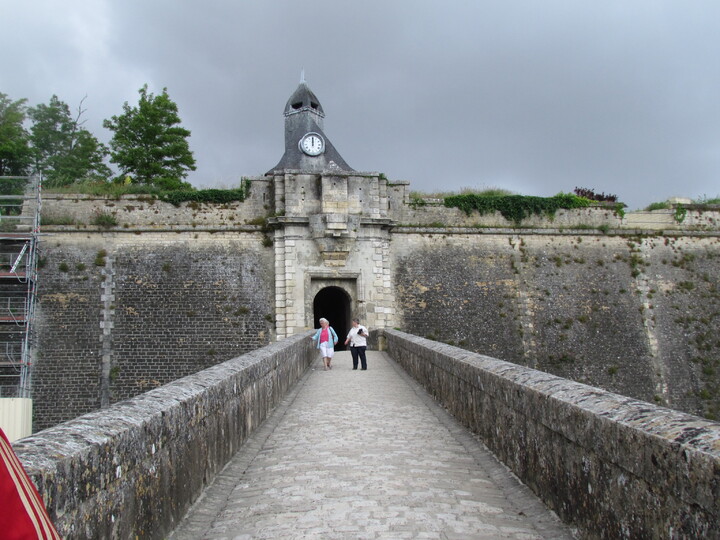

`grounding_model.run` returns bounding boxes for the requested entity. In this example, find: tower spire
[300,69,306,84]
